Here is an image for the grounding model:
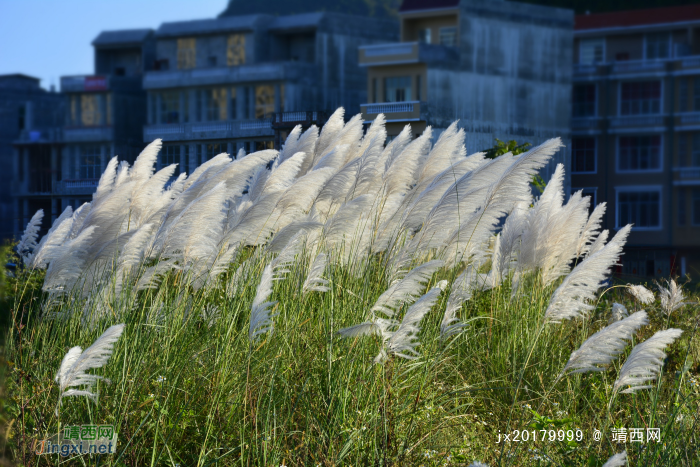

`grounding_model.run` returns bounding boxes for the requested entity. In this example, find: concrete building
[142,12,398,172]
[571,5,700,278]
[1,74,64,240]
[12,29,153,235]
[358,0,574,188]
